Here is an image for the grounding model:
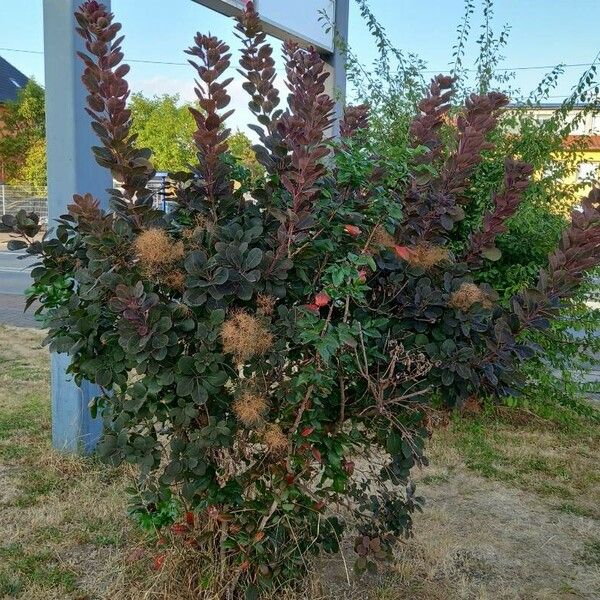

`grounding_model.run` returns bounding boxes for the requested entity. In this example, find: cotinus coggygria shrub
[3,2,600,596]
